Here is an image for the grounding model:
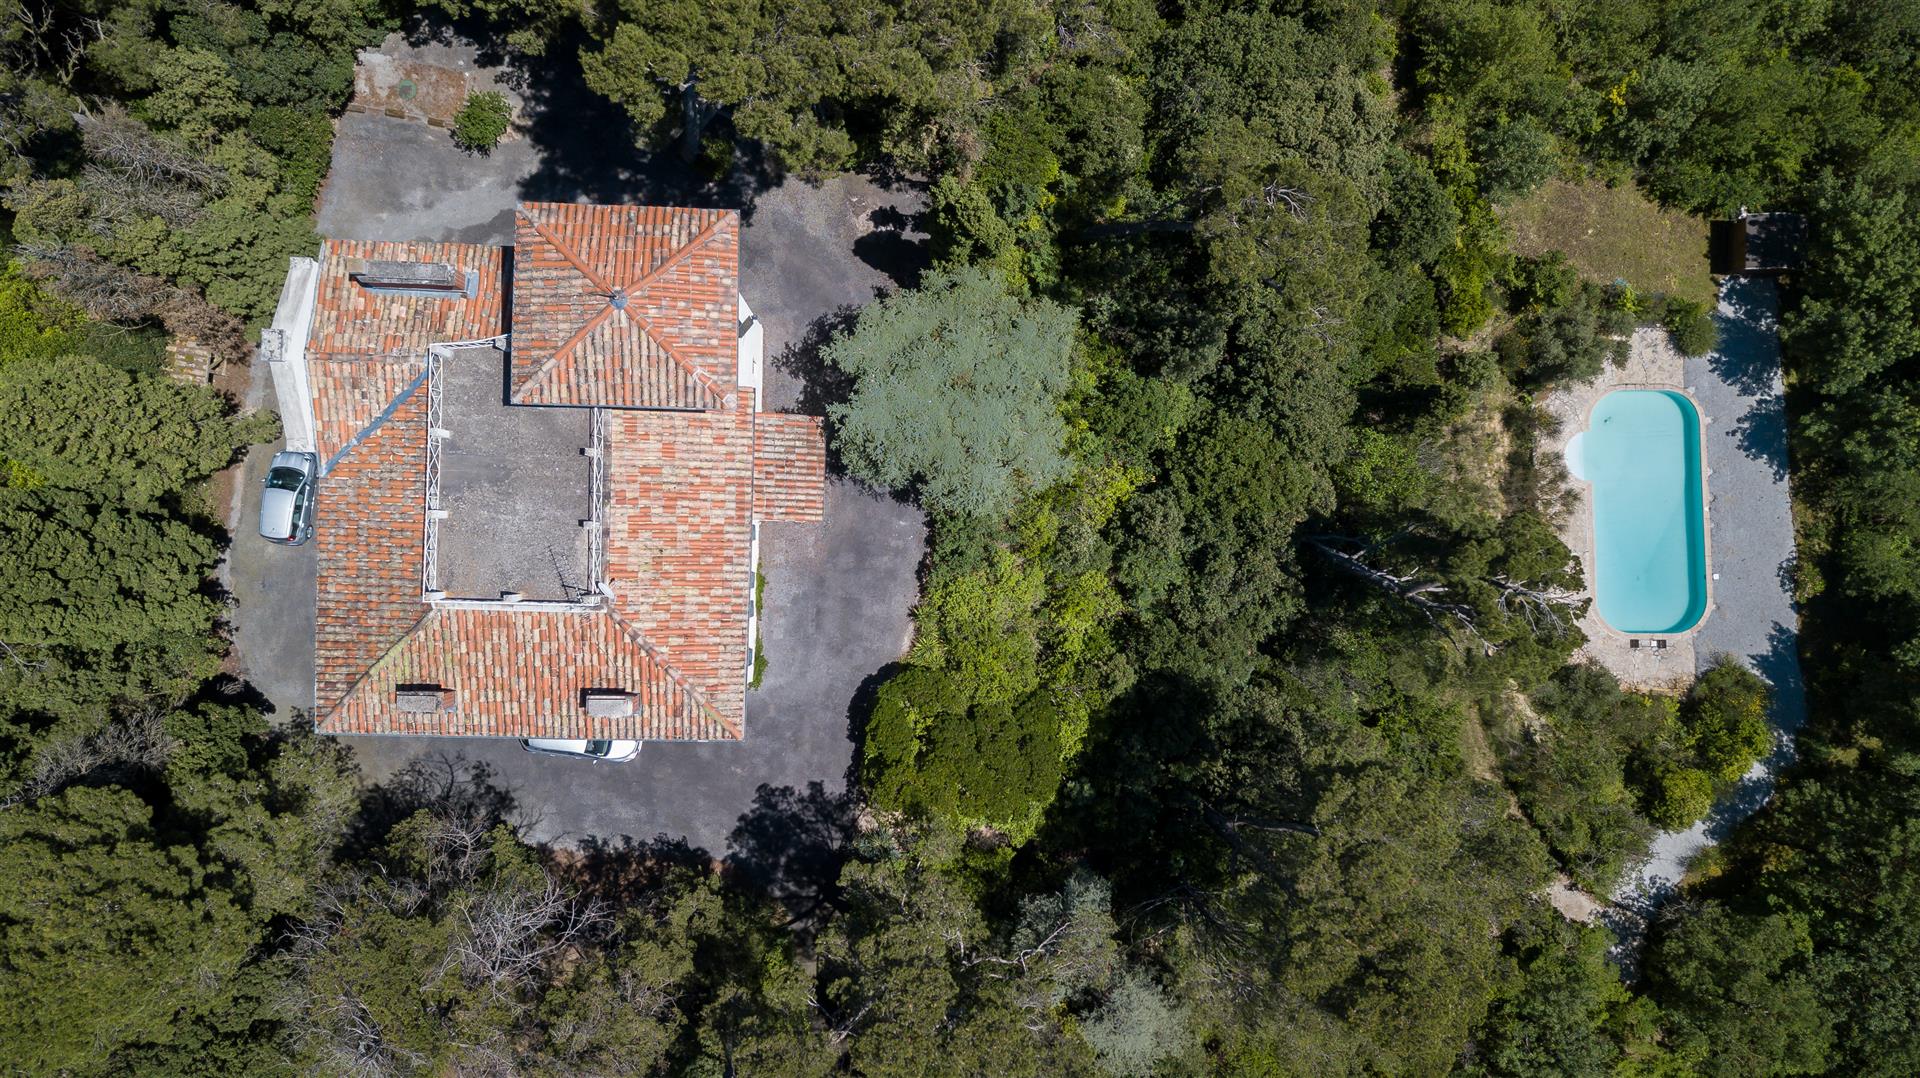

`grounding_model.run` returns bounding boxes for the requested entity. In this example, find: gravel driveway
[1616,276,1806,901]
